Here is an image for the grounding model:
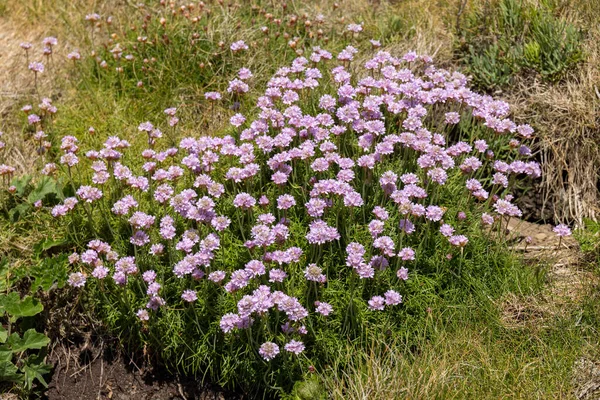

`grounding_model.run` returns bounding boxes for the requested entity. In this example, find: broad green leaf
[10,175,32,197]
[0,345,12,361]
[33,238,68,257]
[0,326,6,343]
[6,330,49,353]
[31,254,69,291]
[27,176,62,204]
[8,203,31,222]
[0,292,43,318]
[0,360,21,383]
[21,354,51,390]
[0,346,12,361]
